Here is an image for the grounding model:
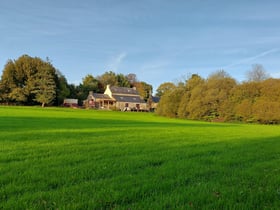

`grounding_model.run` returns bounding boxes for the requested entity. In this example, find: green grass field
[1,106,280,209]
